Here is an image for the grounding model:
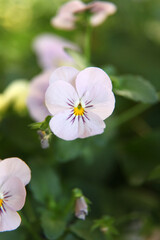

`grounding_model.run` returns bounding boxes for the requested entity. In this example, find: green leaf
[70,220,105,240]
[112,75,158,103]
[92,216,119,240]
[0,228,26,240]
[29,162,61,204]
[41,211,66,240]
[149,165,160,180]
[102,65,117,76]
[29,115,52,131]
